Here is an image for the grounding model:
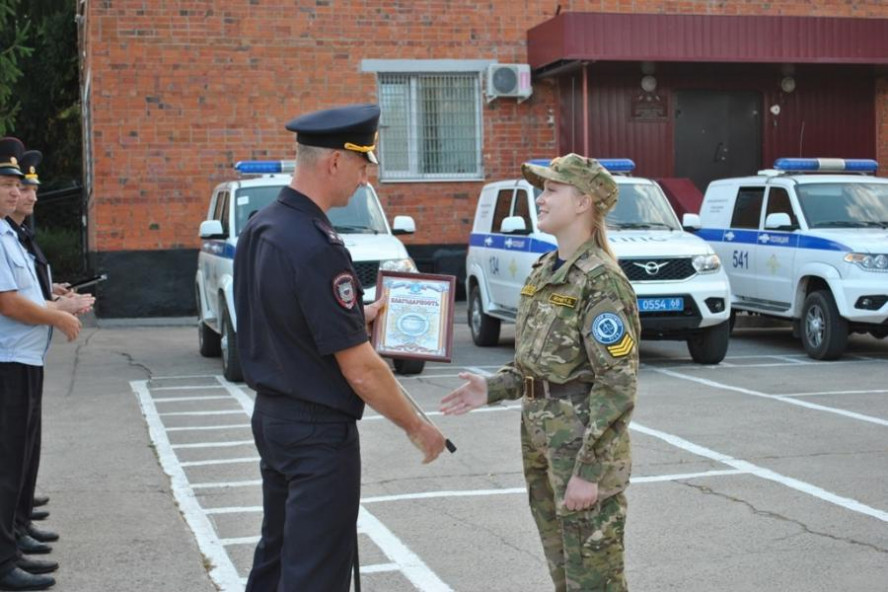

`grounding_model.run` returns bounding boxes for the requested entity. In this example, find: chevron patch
[606,334,635,357]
